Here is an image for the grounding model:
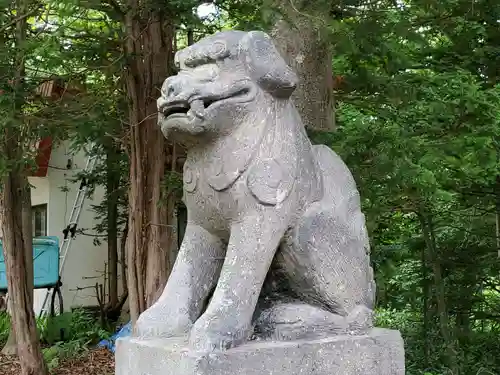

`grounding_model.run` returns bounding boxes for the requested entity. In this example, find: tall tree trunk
[2,173,47,375]
[0,0,47,372]
[106,141,120,308]
[120,220,128,295]
[0,191,16,357]
[1,302,17,356]
[421,241,430,367]
[270,2,335,131]
[417,203,457,374]
[455,288,472,347]
[2,327,16,355]
[495,175,500,258]
[2,181,37,357]
[124,0,175,324]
